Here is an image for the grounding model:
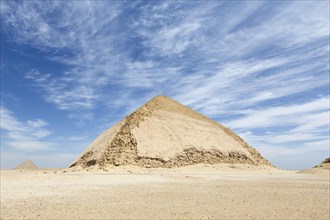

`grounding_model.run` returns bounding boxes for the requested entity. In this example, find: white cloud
[226,96,329,129]
[25,69,100,111]
[3,1,328,118]
[135,1,264,57]
[259,140,329,157]
[2,2,122,118]
[254,140,329,170]
[5,140,54,152]
[228,97,330,169]
[202,1,329,58]
[66,136,88,141]
[171,53,328,117]
[0,106,55,151]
